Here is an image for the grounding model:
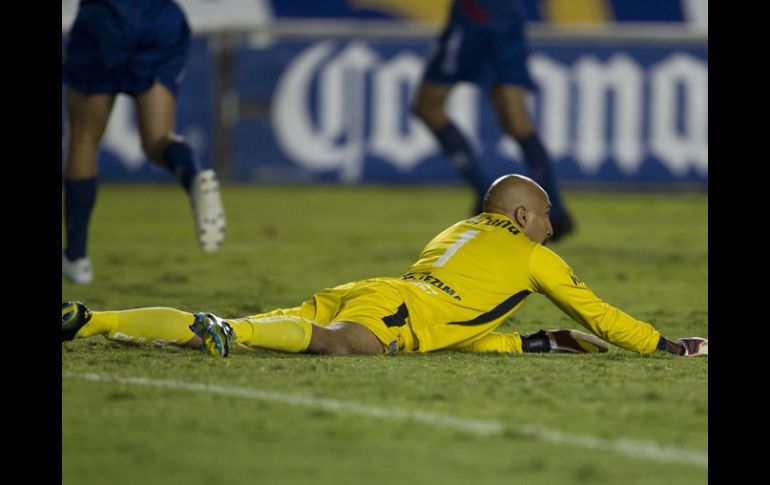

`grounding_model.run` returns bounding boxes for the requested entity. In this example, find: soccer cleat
[190,169,226,253]
[547,329,609,353]
[674,337,708,356]
[62,253,93,285]
[189,312,237,357]
[62,301,92,341]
